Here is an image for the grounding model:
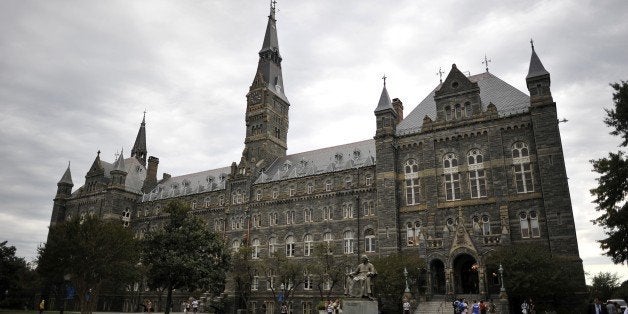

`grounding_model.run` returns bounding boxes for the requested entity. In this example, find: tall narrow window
[323,232,333,252]
[365,174,373,186]
[342,203,353,219]
[468,149,487,198]
[464,101,472,118]
[405,159,420,205]
[363,200,374,216]
[364,229,376,252]
[272,188,279,199]
[445,105,452,121]
[454,104,462,119]
[204,197,211,207]
[343,231,354,254]
[285,236,295,257]
[481,215,491,235]
[444,153,461,200]
[304,234,313,256]
[307,182,314,194]
[529,211,540,237]
[268,237,277,256]
[122,208,131,227]
[344,176,352,189]
[304,208,313,222]
[269,212,278,226]
[255,190,262,201]
[520,212,530,238]
[252,271,259,291]
[325,180,332,191]
[323,206,332,220]
[406,222,415,245]
[286,210,295,225]
[252,238,260,259]
[512,142,533,193]
[232,239,241,252]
